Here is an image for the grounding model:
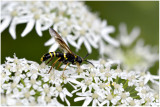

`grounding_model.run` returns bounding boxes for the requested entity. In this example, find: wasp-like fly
[41,28,94,73]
